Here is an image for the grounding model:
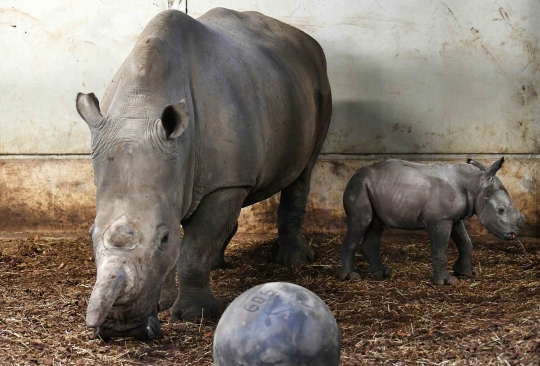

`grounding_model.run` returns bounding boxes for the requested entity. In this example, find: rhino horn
[86,265,128,328]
